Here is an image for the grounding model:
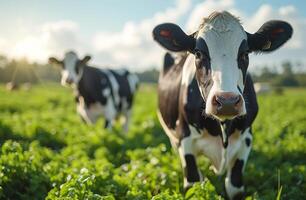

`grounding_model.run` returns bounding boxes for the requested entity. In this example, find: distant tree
[295,73,306,87]
[273,61,299,87]
[136,68,159,83]
[253,65,277,82]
